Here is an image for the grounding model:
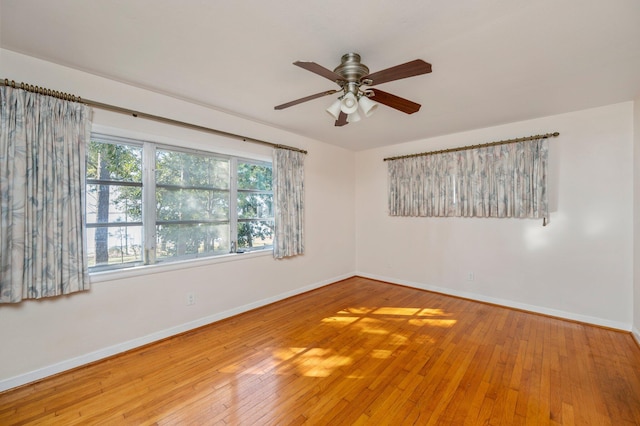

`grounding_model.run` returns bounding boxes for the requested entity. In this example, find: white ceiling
[2,0,640,151]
